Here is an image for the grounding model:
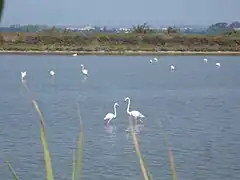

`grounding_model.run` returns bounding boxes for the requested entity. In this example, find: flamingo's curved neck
[126,99,130,114]
[113,104,117,118]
